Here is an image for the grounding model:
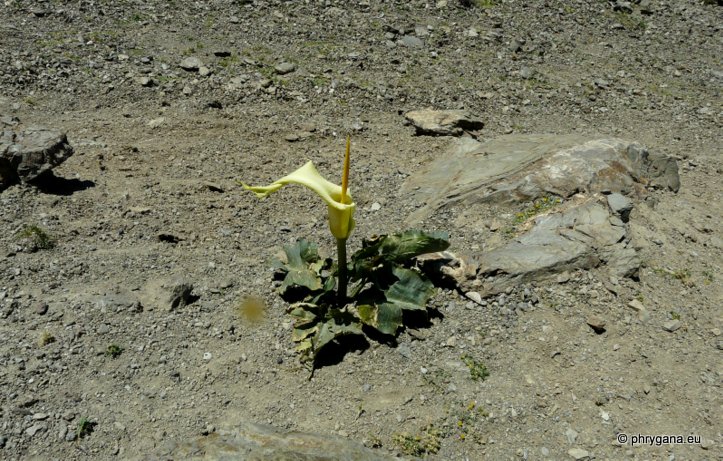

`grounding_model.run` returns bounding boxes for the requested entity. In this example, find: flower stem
[336,237,348,305]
